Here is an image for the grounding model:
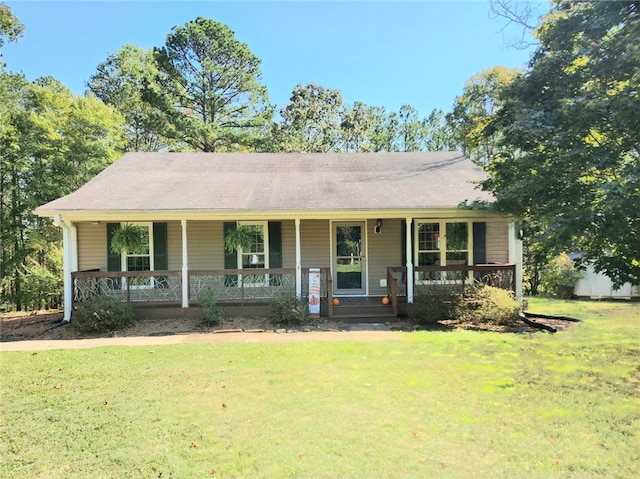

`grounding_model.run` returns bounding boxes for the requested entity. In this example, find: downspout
[53,214,73,323]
